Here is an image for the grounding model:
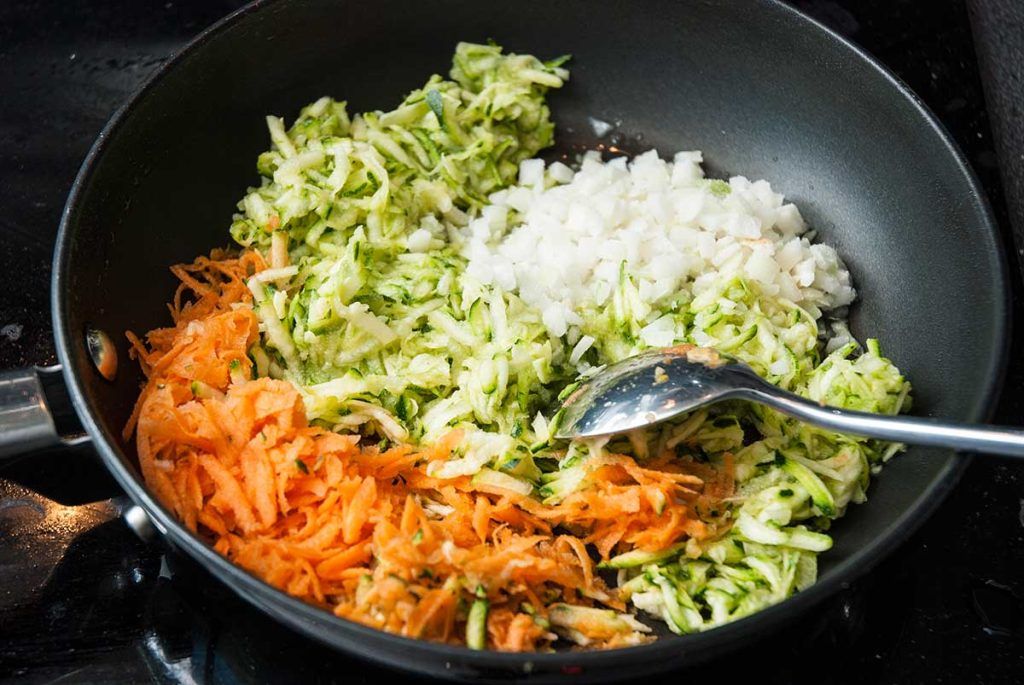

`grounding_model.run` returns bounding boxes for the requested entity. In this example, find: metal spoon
[554,345,1024,457]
